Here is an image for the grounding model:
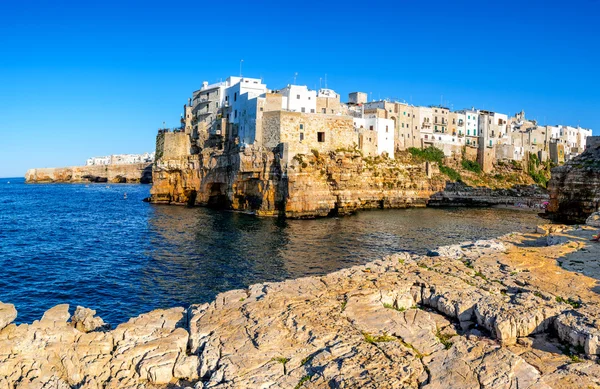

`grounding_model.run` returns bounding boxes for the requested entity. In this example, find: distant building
[348,92,367,105]
[86,152,155,166]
